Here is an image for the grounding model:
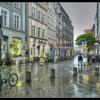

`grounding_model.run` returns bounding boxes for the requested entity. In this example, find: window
[32,25,35,37]
[42,29,45,39]
[32,7,35,19]
[38,11,40,21]
[1,10,7,27]
[37,10,40,21]
[14,14,20,30]
[38,27,40,37]
[14,2,20,9]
